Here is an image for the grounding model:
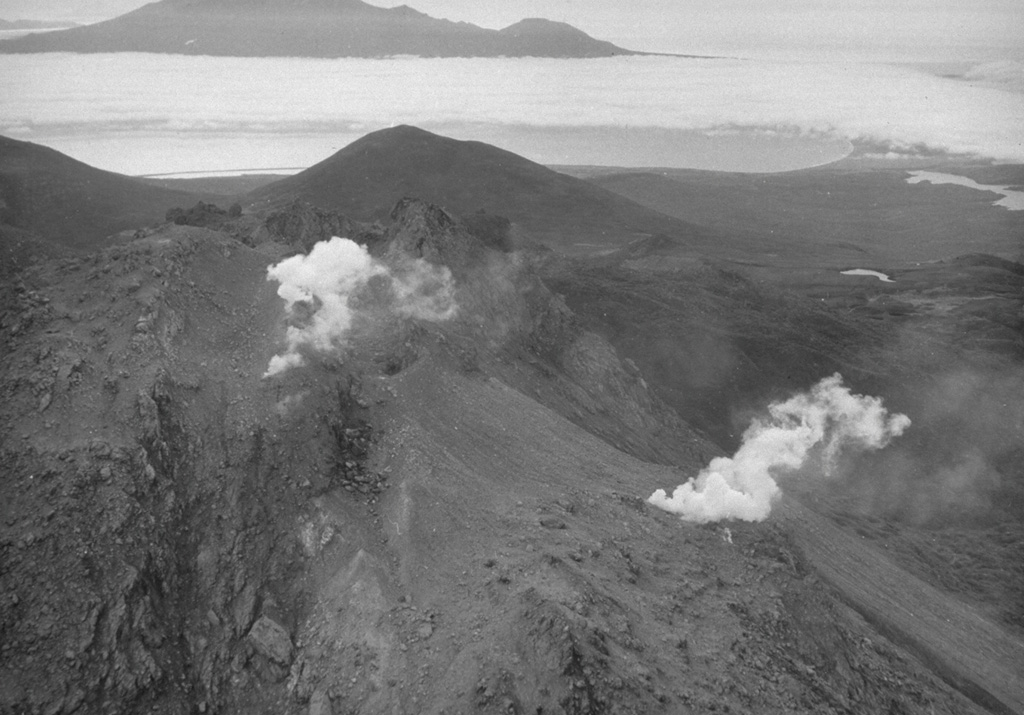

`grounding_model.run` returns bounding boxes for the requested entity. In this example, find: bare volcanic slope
[249,125,726,254]
[781,500,1024,715]
[0,197,1009,714]
[0,0,636,58]
[0,135,213,253]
